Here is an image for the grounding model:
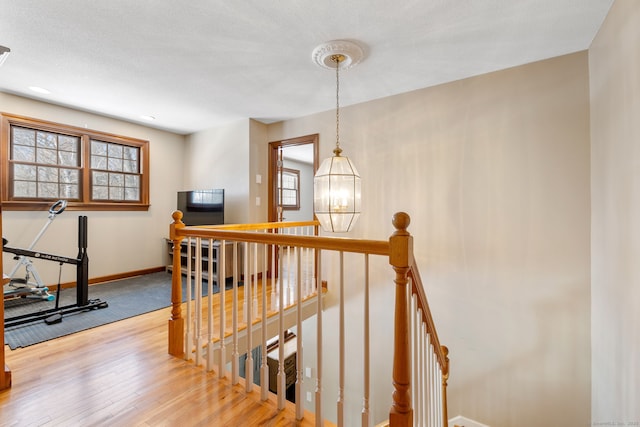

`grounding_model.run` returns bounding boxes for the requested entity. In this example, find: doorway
[268,134,319,223]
